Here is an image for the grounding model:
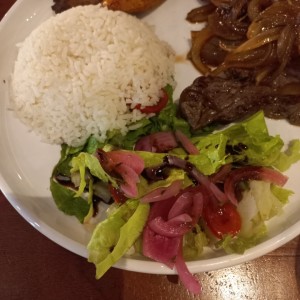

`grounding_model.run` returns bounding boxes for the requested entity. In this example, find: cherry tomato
[203,202,241,239]
[135,90,168,114]
[108,184,127,203]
